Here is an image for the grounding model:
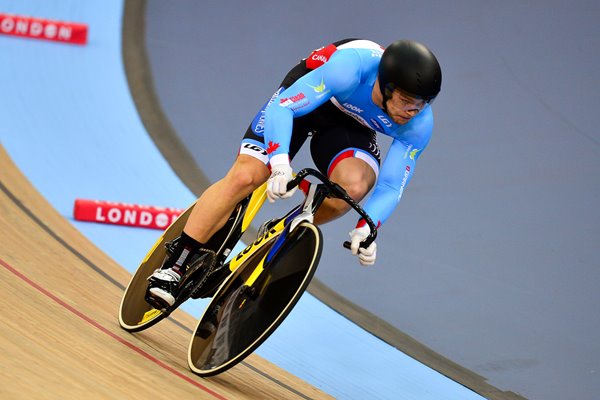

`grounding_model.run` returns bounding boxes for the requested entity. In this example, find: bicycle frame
[226,168,377,284]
